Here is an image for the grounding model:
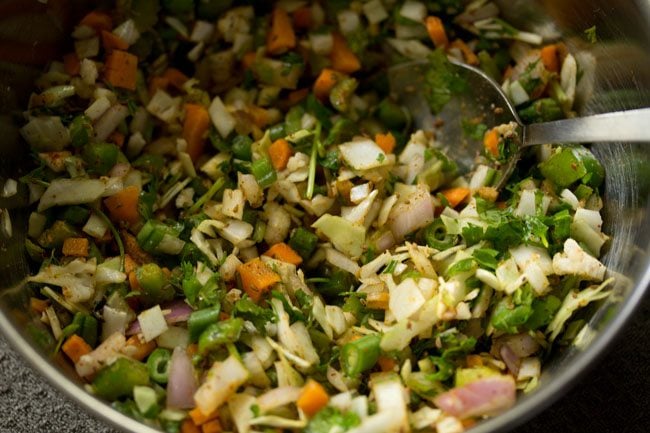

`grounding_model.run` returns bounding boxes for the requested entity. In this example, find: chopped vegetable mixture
[19,1,612,432]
